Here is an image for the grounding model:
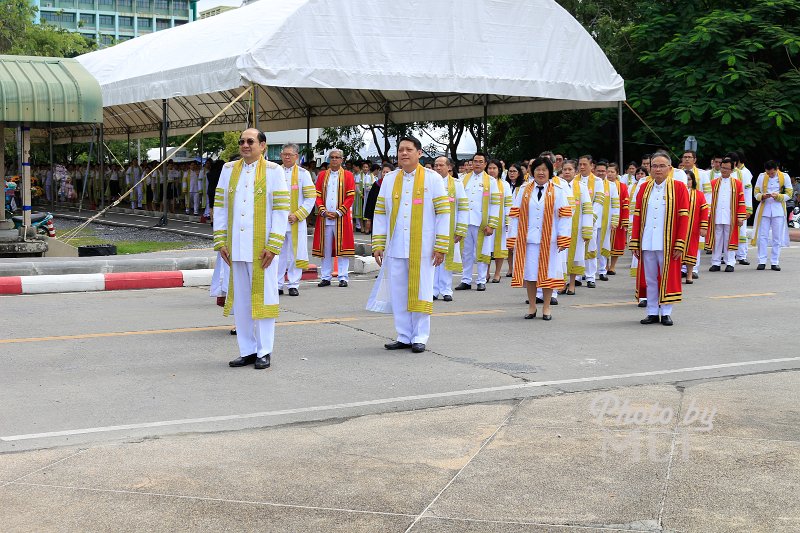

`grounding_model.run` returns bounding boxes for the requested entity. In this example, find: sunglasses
[238,138,257,146]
